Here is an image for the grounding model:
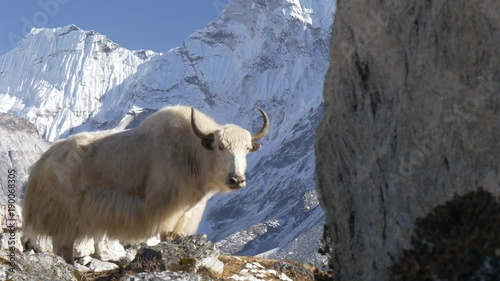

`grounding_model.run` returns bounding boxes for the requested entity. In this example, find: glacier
[0,0,335,266]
